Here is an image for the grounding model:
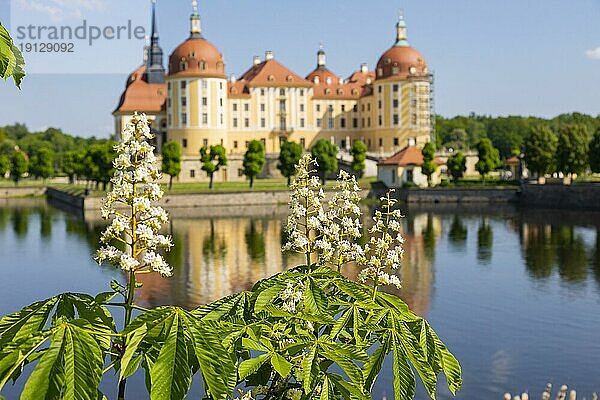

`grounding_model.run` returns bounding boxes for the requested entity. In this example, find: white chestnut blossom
[356,191,404,289]
[283,155,404,290]
[279,282,305,313]
[95,113,173,277]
